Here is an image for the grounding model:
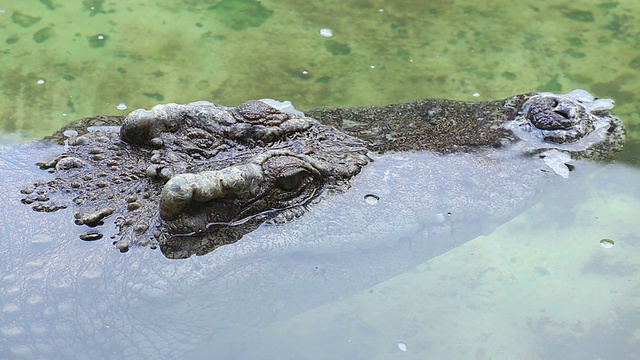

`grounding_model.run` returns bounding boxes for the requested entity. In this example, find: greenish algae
[143,92,165,101]
[87,34,108,48]
[209,0,273,31]
[83,0,107,15]
[325,40,352,56]
[39,0,56,10]
[11,12,42,28]
[567,37,584,47]
[563,10,595,22]
[565,49,585,58]
[596,2,619,10]
[537,78,563,93]
[33,27,54,43]
[0,0,638,144]
[501,72,517,81]
[5,36,19,45]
